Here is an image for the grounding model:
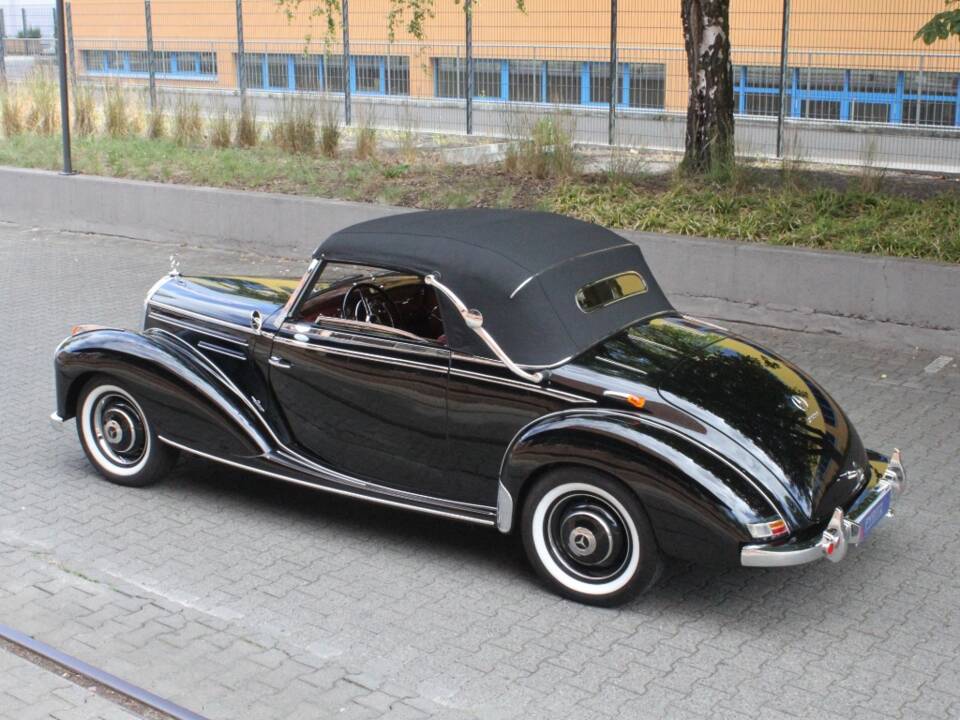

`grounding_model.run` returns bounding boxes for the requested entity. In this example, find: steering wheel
[341,282,399,328]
